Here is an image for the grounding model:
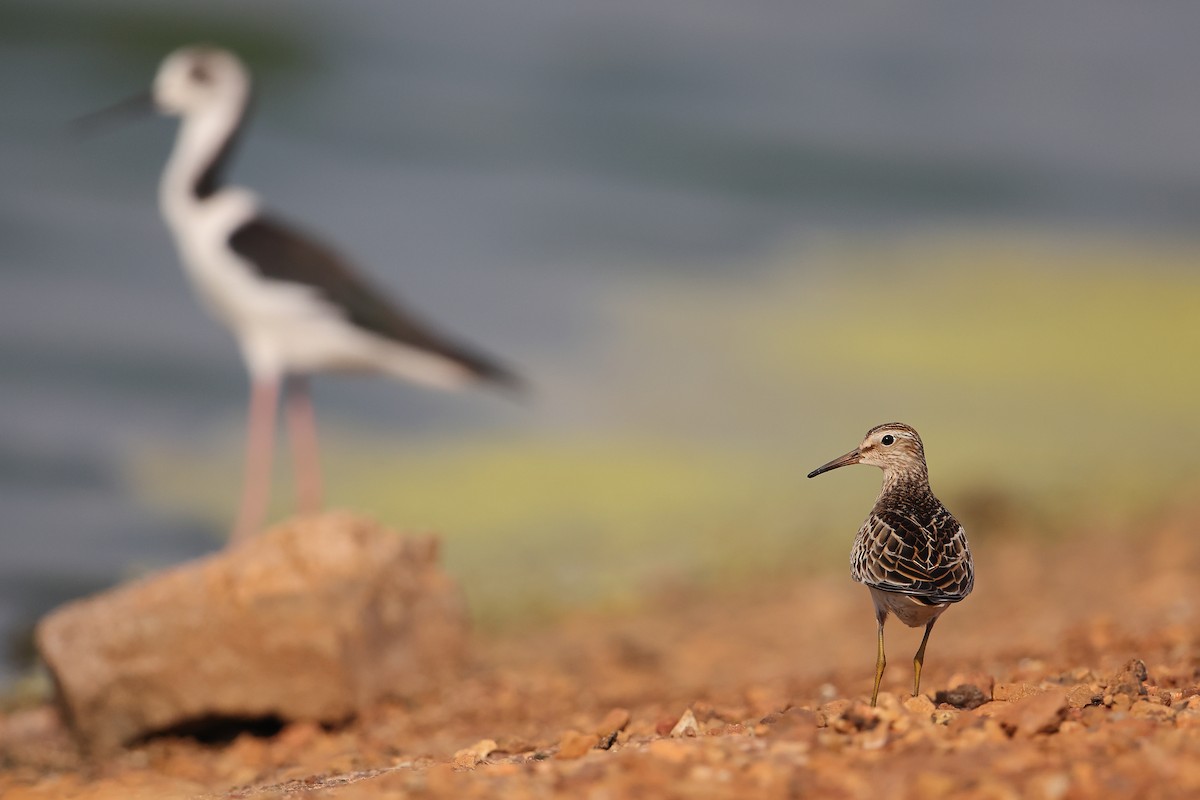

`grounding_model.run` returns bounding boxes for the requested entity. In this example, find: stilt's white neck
[159,88,249,227]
